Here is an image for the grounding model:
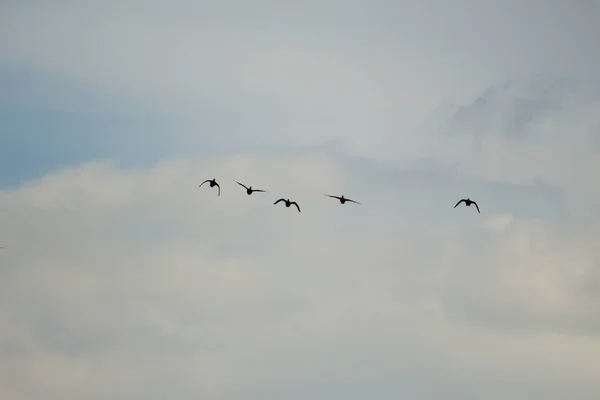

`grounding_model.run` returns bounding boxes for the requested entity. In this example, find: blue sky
[1,1,600,399]
[0,68,271,186]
